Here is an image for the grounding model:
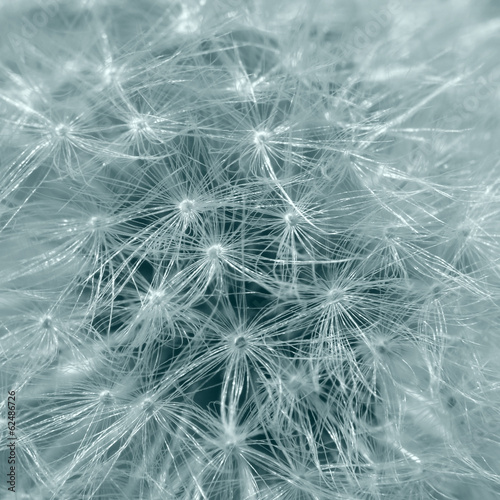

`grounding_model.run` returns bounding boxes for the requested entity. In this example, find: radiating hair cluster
[1,1,499,499]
